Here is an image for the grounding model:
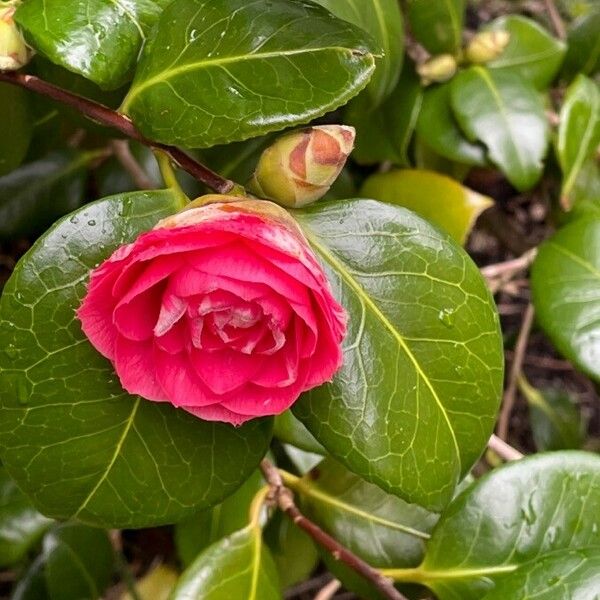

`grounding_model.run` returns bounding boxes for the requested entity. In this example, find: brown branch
[488,434,524,461]
[497,303,535,440]
[314,579,342,600]
[110,140,155,190]
[260,459,406,600]
[0,71,235,194]
[544,0,567,40]
[481,248,538,294]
